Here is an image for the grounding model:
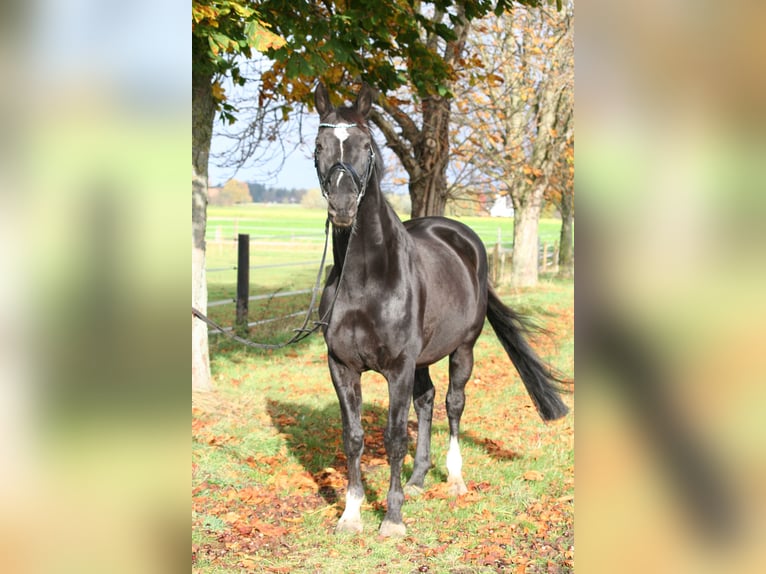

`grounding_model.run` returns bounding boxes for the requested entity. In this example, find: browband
[318,122,358,129]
